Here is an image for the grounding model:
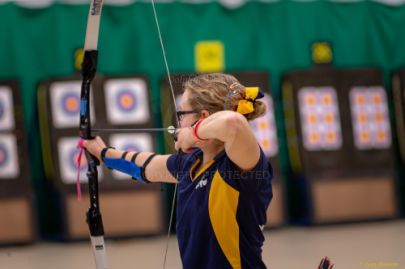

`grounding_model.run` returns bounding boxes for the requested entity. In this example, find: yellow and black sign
[312,42,333,65]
